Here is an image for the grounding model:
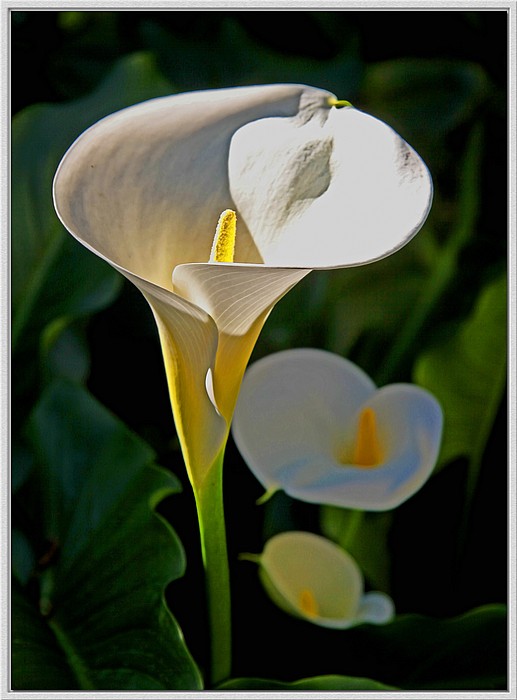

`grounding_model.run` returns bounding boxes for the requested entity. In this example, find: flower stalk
[194,446,232,686]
